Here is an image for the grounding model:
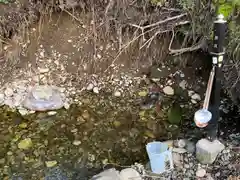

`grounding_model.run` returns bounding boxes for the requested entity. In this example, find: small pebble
[93,87,99,94]
[114,91,121,97]
[73,140,81,146]
[86,83,94,91]
[196,168,206,178]
[47,111,57,116]
[163,86,174,95]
